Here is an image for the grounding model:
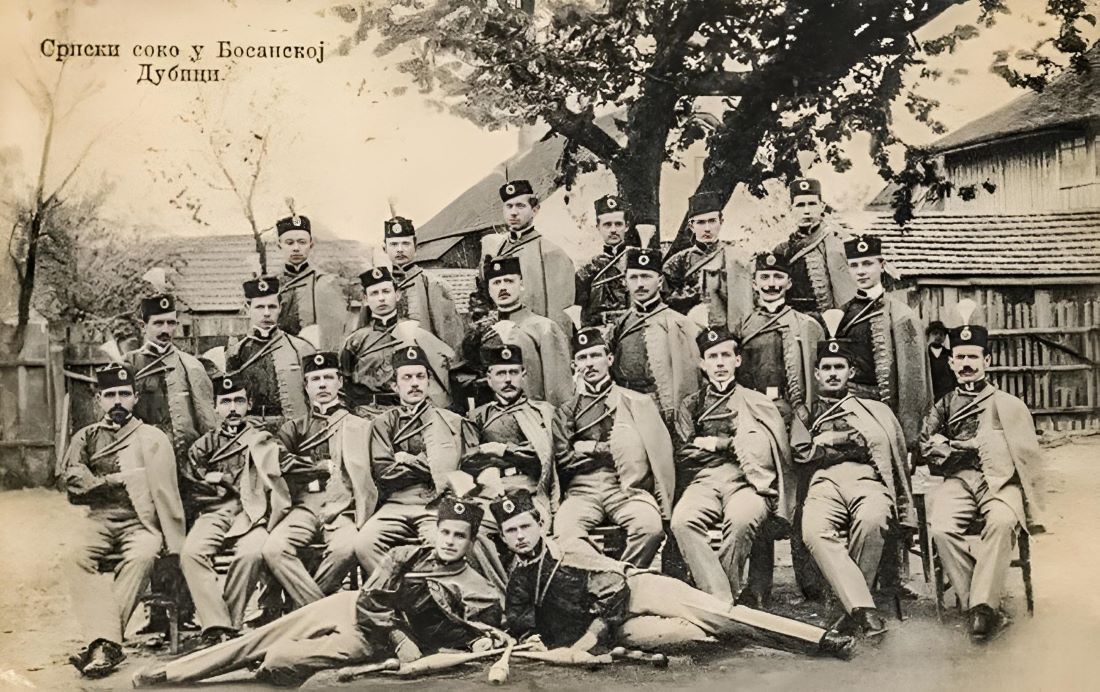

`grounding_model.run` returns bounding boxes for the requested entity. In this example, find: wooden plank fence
[914,284,1100,431]
[0,322,65,489]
